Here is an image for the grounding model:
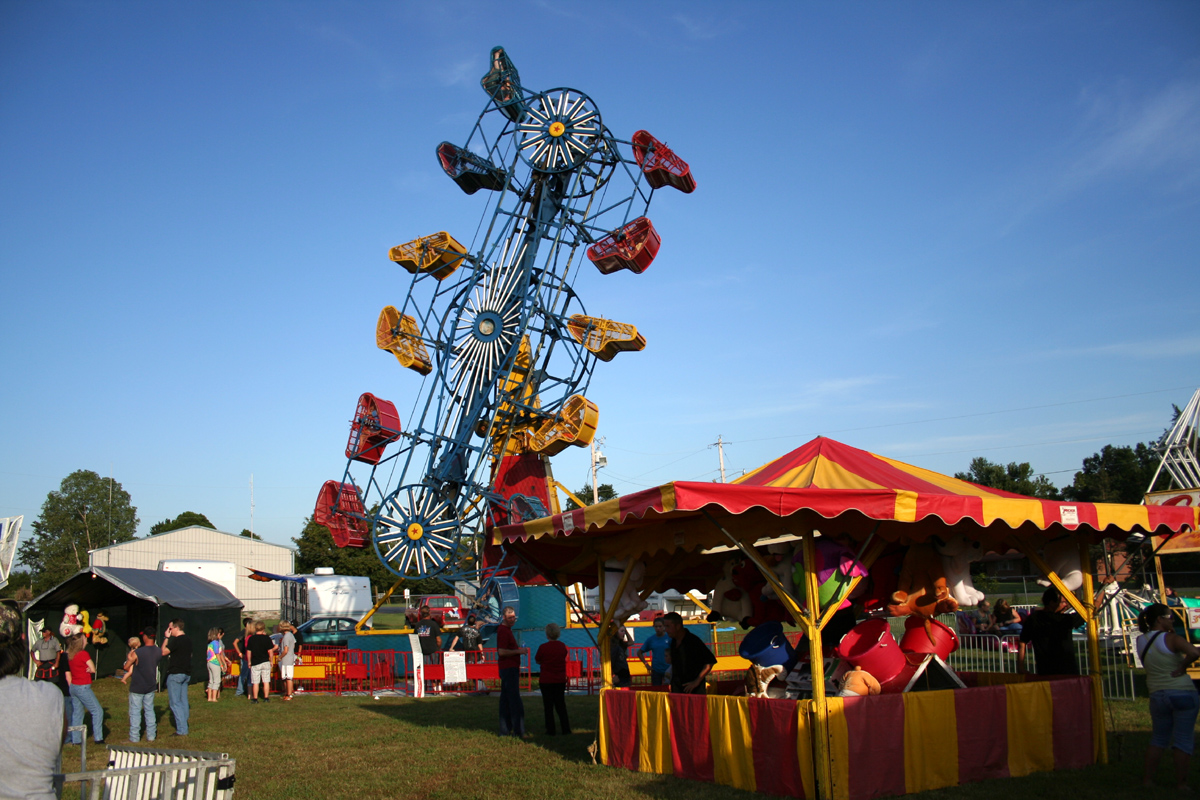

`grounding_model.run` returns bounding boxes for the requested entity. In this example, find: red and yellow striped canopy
[493,438,1197,588]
